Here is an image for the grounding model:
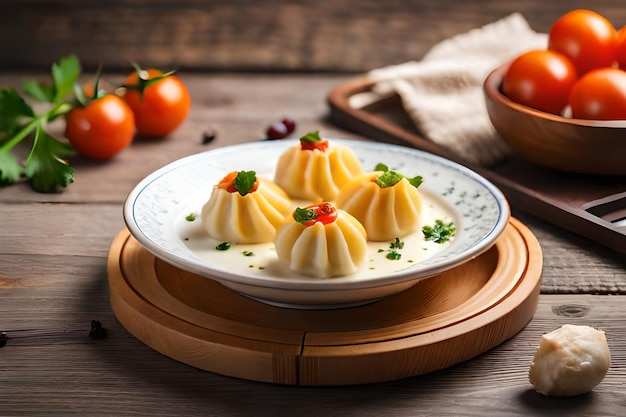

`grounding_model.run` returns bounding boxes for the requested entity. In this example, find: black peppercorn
[89,320,108,340]
[202,128,217,144]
